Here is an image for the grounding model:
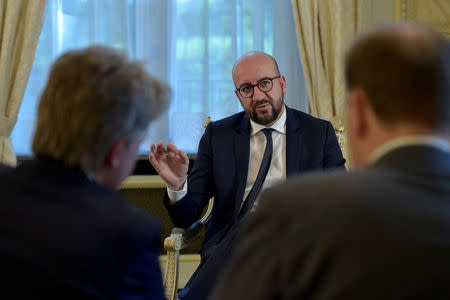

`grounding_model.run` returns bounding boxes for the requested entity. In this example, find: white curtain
[12,0,306,155]
[0,0,46,166]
